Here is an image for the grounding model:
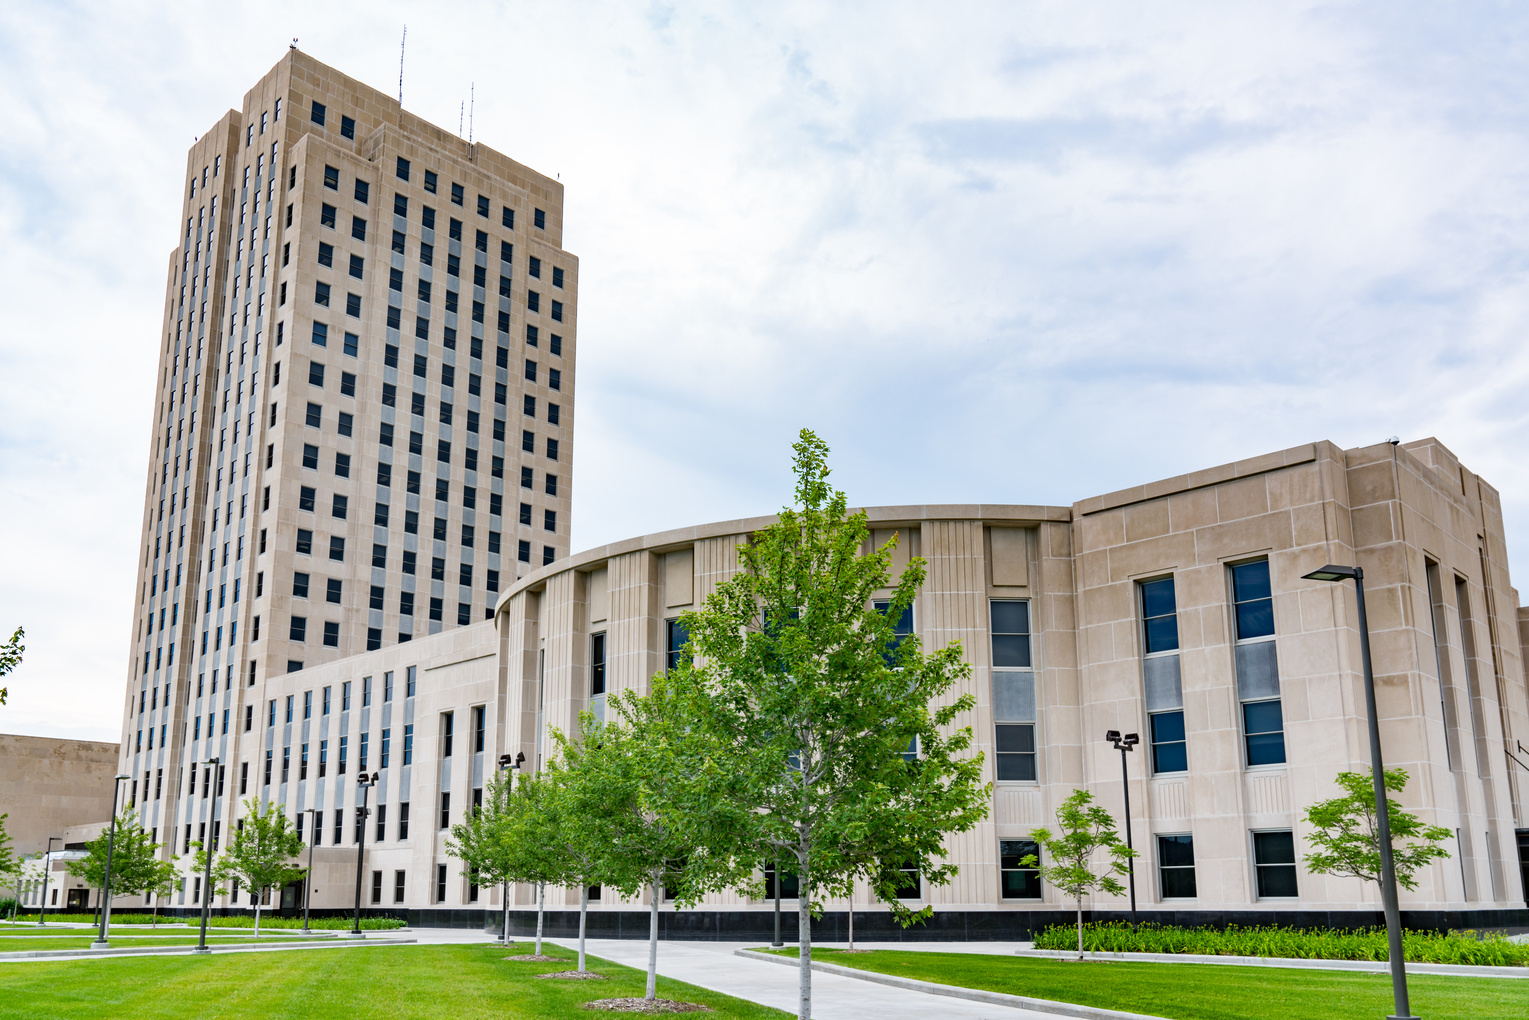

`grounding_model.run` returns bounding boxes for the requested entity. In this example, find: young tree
[447,770,518,944]
[674,429,990,1020]
[0,814,19,890]
[0,626,22,706]
[541,741,619,973]
[551,694,750,1001]
[146,858,181,927]
[210,798,306,937]
[1303,768,1452,891]
[1025,789,1136,960]
[65,812,162,927]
